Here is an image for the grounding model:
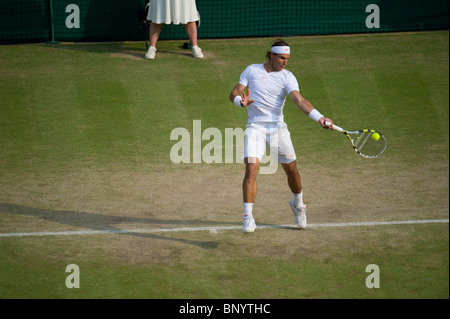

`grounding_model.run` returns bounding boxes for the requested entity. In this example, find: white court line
[0,219,448,238]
